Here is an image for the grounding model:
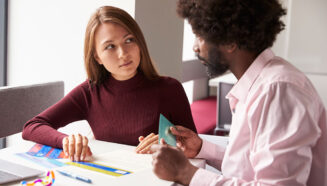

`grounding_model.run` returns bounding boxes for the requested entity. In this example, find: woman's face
[94,22,141,81]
